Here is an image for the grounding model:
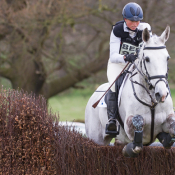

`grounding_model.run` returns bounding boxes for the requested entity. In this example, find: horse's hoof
[122,143,140,158]
[132,146,142,154]
[122,145,130,157]
[122,143,138,157]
